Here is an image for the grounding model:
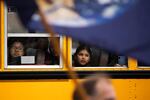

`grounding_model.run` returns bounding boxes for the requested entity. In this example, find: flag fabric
[5,0,37,27]
[5,0,150,64]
